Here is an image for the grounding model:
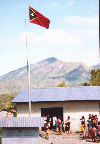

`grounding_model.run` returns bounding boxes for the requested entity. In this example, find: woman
[57,116,62,135]
[65,116,71,134]
[80,116,85,135]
